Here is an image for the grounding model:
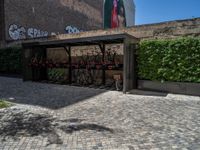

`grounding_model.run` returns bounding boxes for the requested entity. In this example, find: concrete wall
[138,80,200,96]
[4,0,103,41]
